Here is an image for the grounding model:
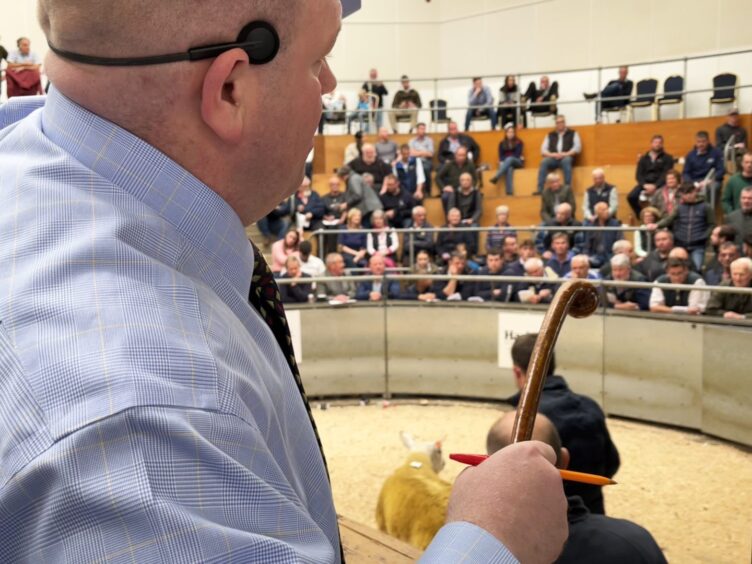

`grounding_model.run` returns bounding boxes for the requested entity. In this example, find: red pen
[450,453,617,486]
